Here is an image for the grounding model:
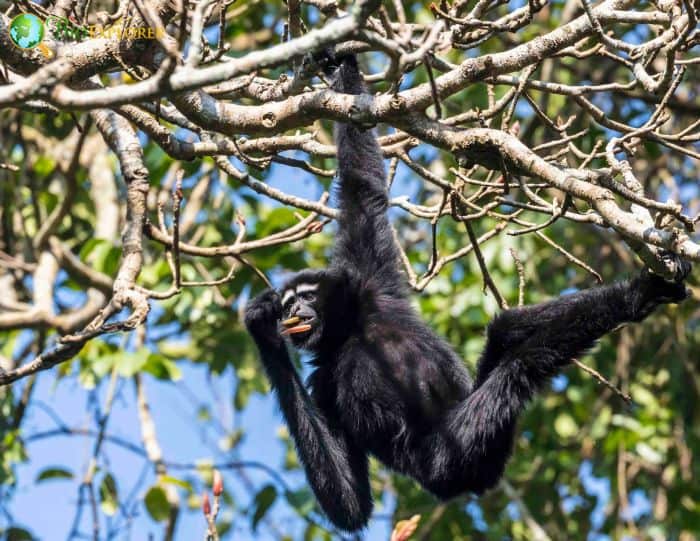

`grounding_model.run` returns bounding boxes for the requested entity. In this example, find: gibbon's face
[279,277,325,351]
